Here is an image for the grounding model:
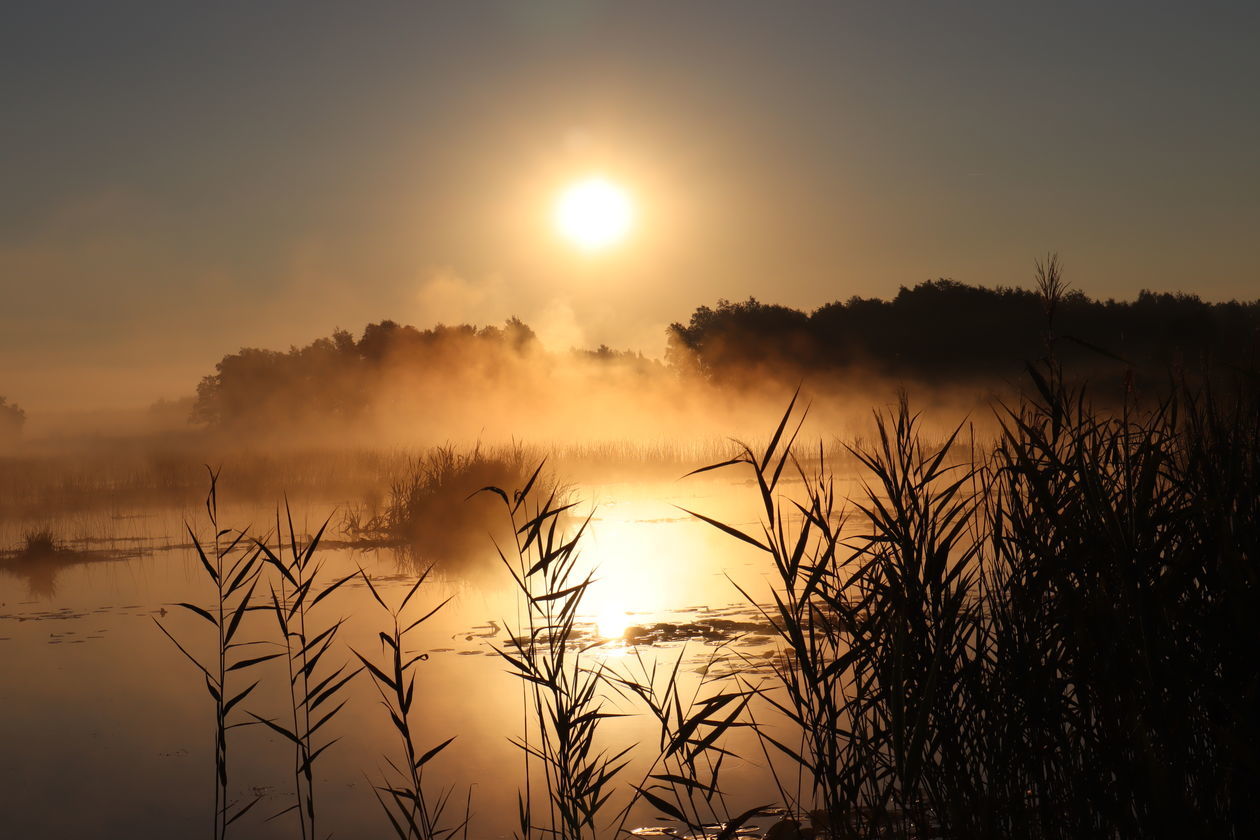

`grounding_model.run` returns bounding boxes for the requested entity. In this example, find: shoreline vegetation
[0,438,752,522]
